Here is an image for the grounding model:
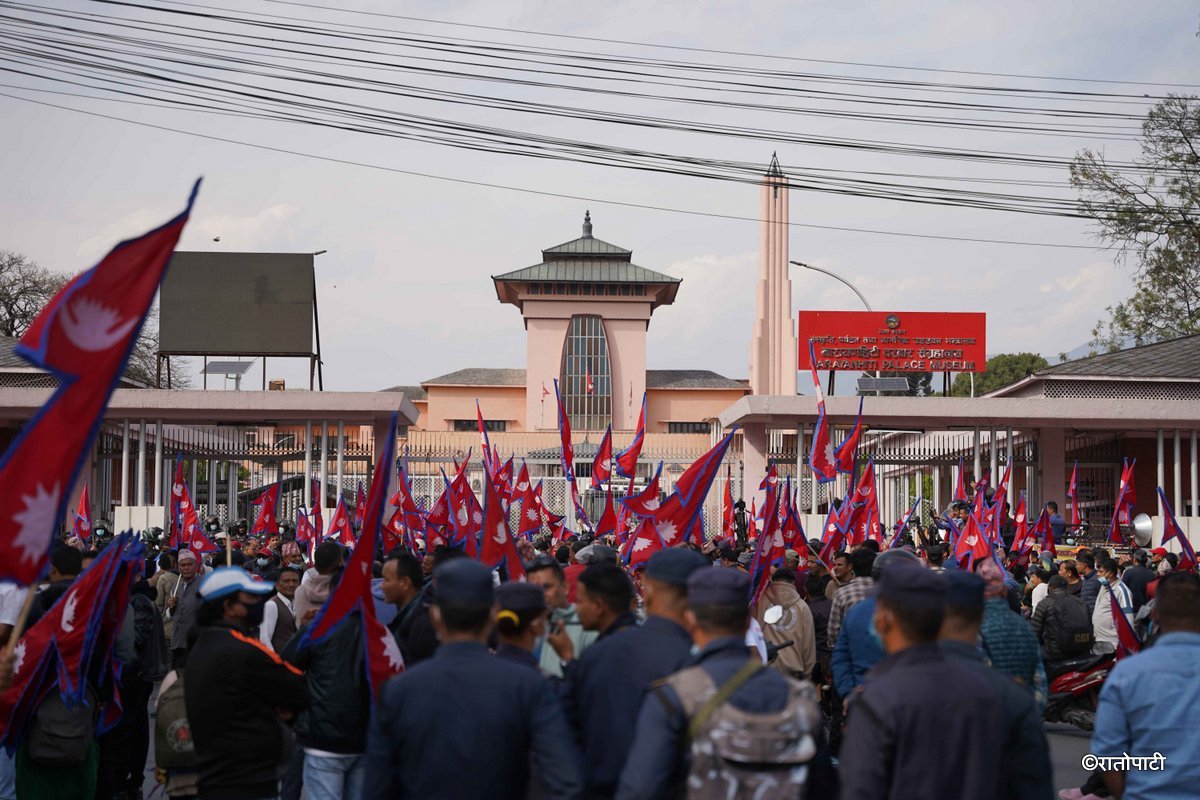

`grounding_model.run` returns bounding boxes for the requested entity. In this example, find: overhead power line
[0,90,1105,251]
